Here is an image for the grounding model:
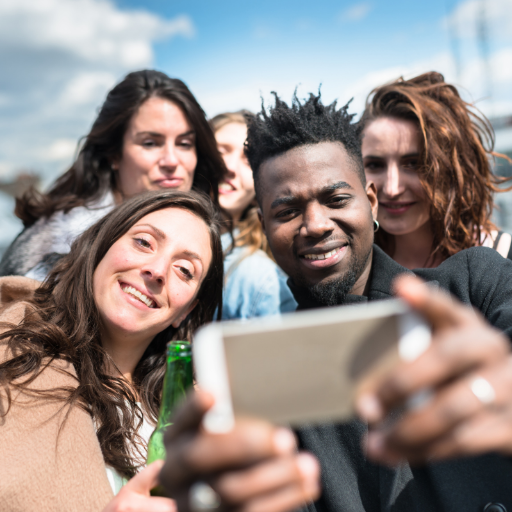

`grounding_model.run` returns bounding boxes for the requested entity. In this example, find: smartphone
[193,299,430,433]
